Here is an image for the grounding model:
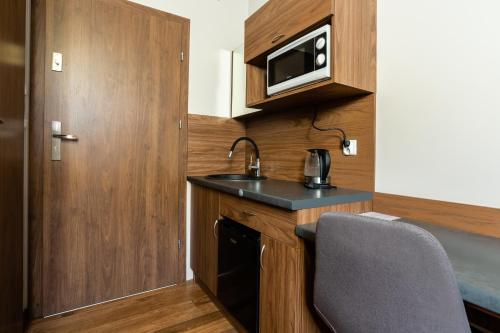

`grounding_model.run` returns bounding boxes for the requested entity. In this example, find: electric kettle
[304,149,333,189]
